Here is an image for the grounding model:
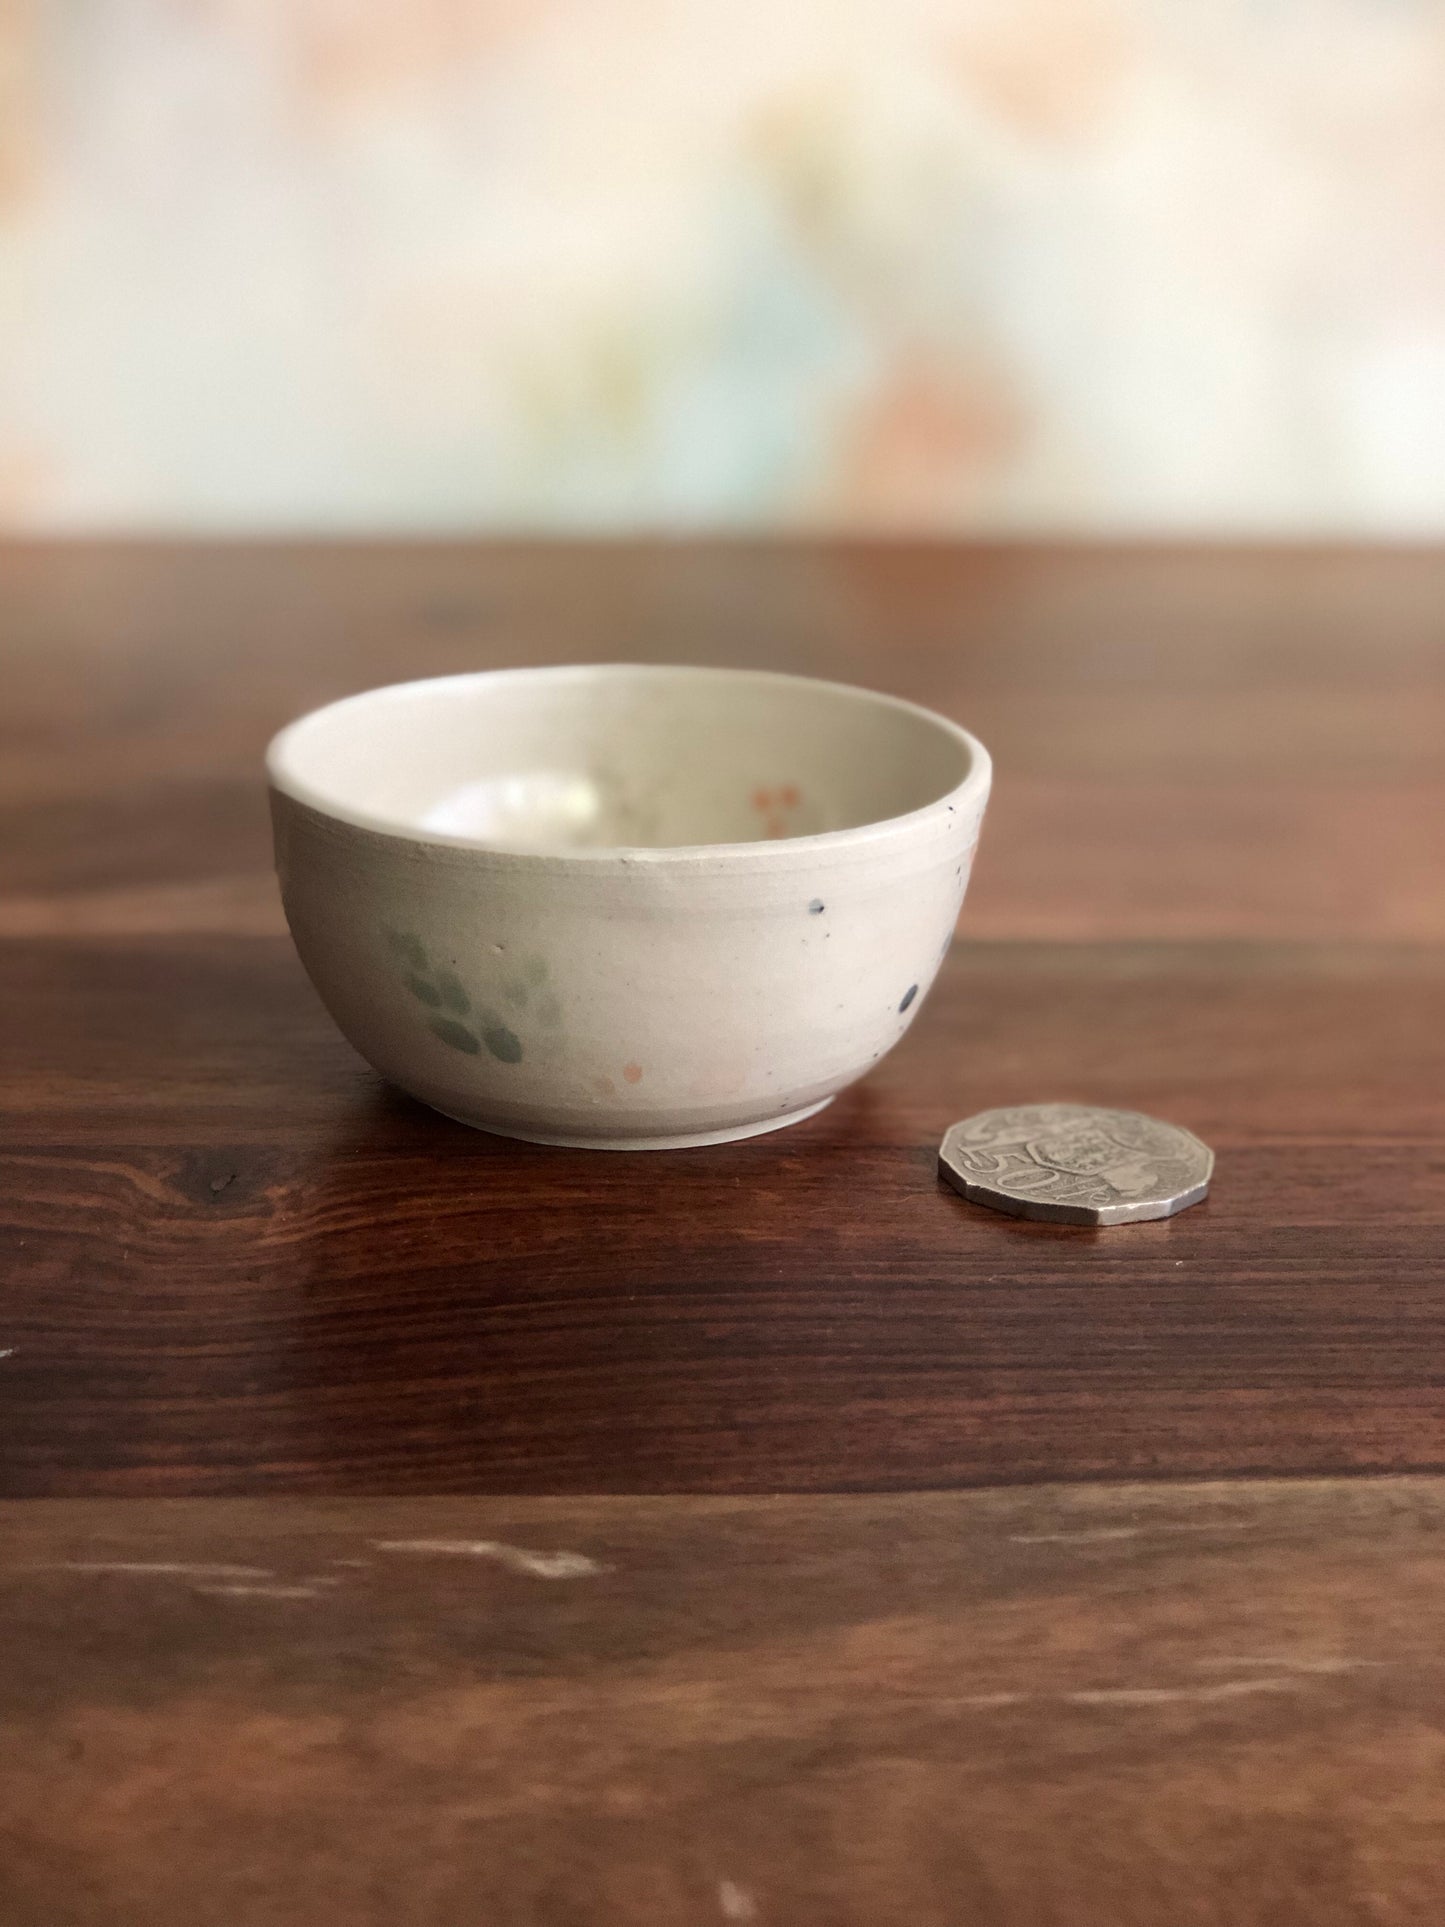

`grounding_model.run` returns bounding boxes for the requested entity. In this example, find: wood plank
[4,935,1442,1495]
[5,1480,1445,1926]
[3,541,1443,942]
[3,544,1442,1496]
